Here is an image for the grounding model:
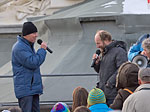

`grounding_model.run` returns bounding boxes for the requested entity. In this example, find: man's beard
[100,45,105,50]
